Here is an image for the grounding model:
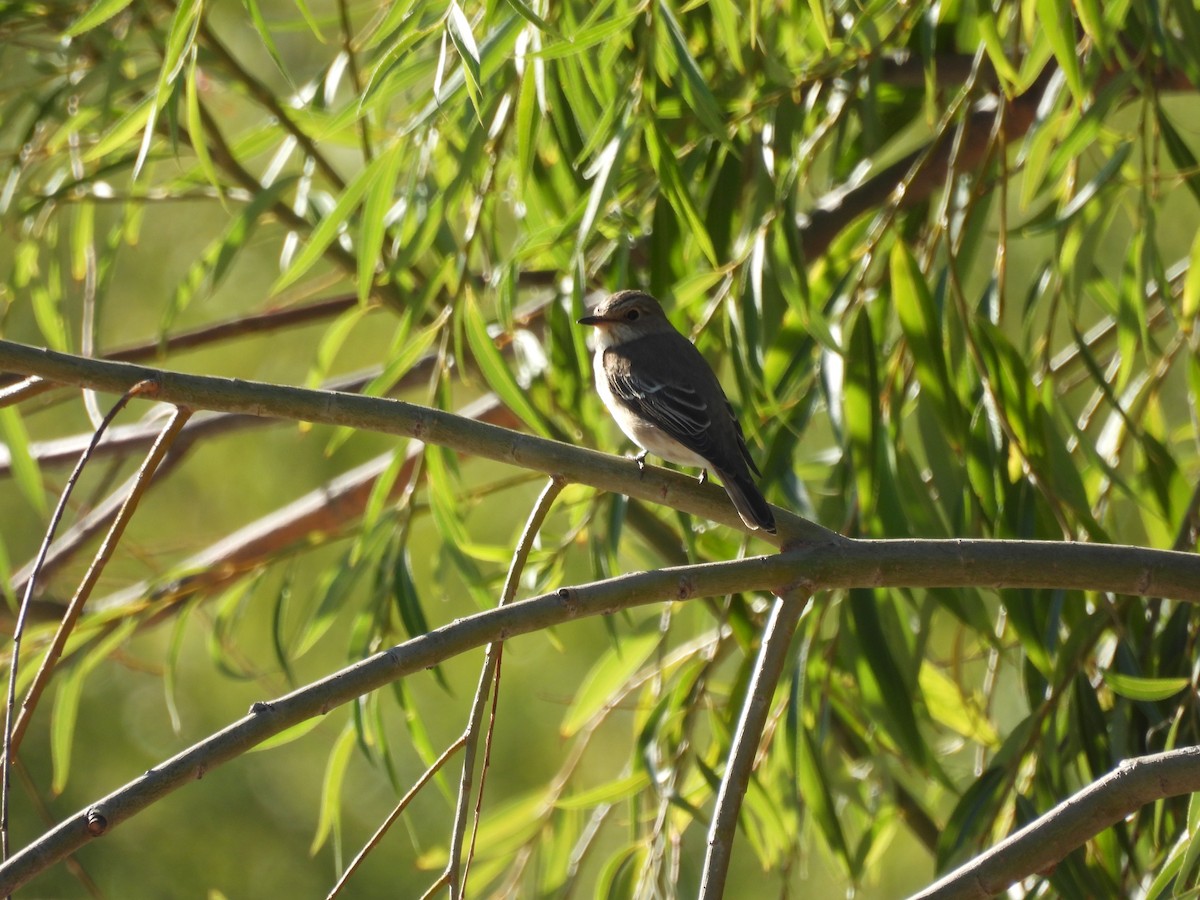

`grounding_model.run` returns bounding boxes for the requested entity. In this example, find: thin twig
[417,870,450,900]
[450,476,567,898]
[326,736,465,900]
[11,406,192,754]
[698,590,812,900]
[1,381,153,862]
